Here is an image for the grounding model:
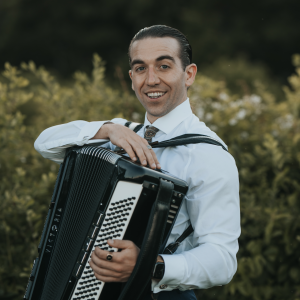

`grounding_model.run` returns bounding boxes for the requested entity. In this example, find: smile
[146,92,166,99]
